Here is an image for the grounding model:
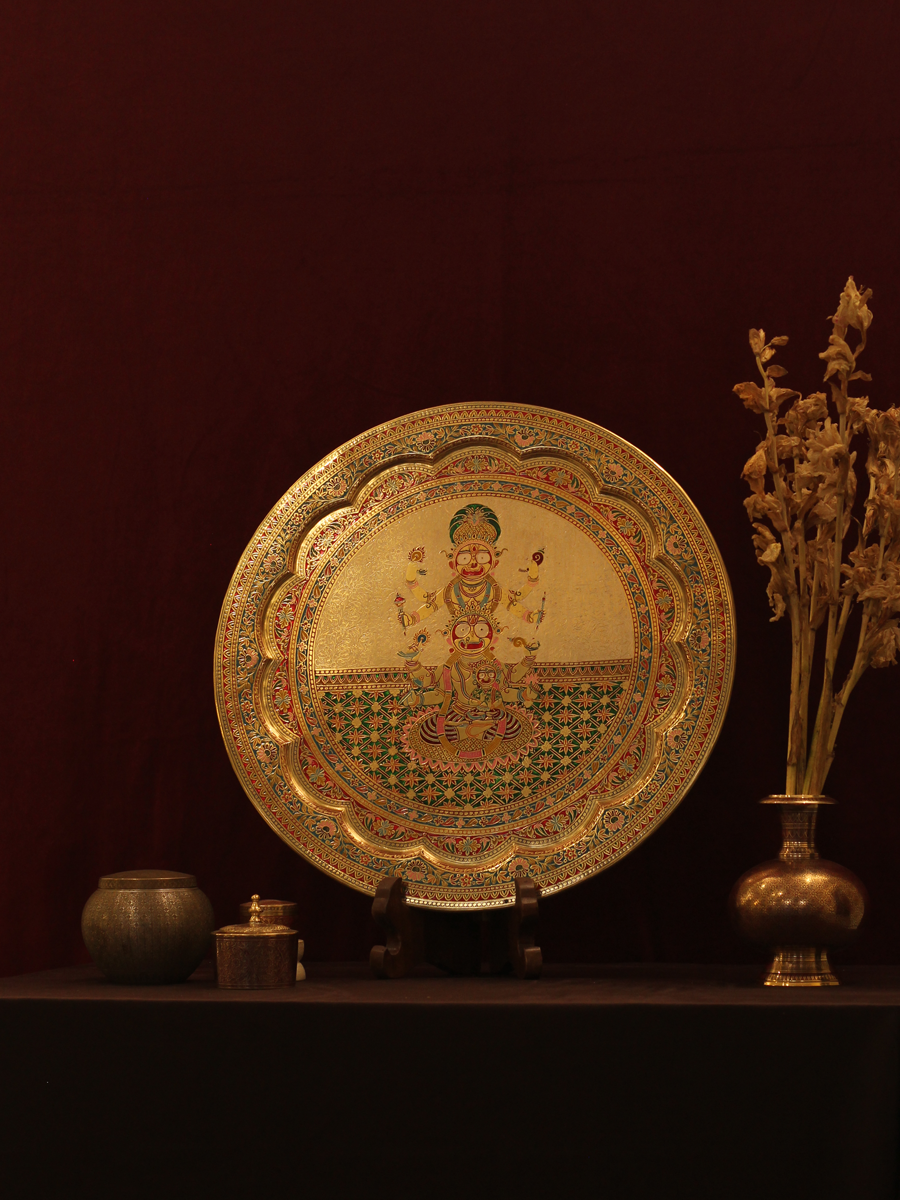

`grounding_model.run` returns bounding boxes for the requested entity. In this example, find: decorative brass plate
[215,405,735,908]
